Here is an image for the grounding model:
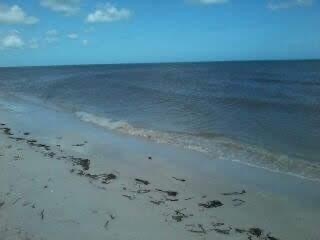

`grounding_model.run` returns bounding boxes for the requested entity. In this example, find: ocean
[1,60,320,180]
